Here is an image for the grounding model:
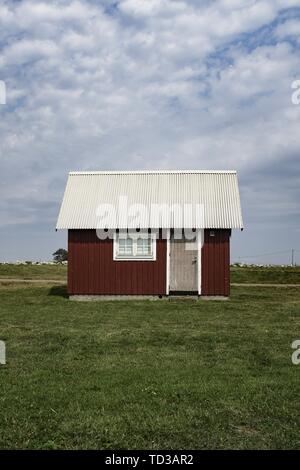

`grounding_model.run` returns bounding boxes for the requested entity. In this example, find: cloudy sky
[0,0,300,264]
